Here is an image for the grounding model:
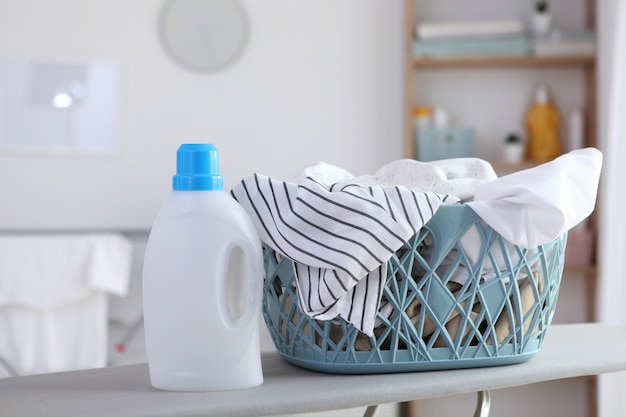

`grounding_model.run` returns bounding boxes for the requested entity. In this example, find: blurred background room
[0,0,624,416]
